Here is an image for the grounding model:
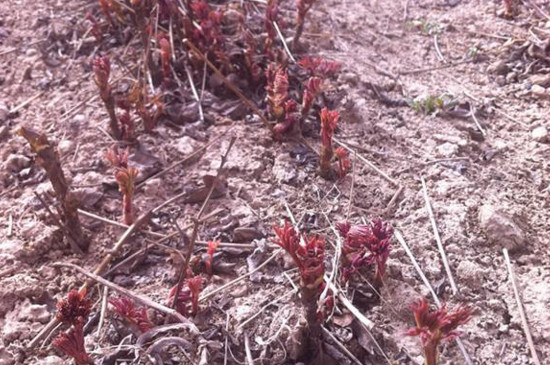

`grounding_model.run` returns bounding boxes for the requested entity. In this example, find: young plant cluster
[88,0,348,181]
[272,217,471,364]
[53,289,93,365]
[406,299,472,365]
[18,127,89,253]
[272,221,328,358]
[336,218,393,286]
[105,146,139,225]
